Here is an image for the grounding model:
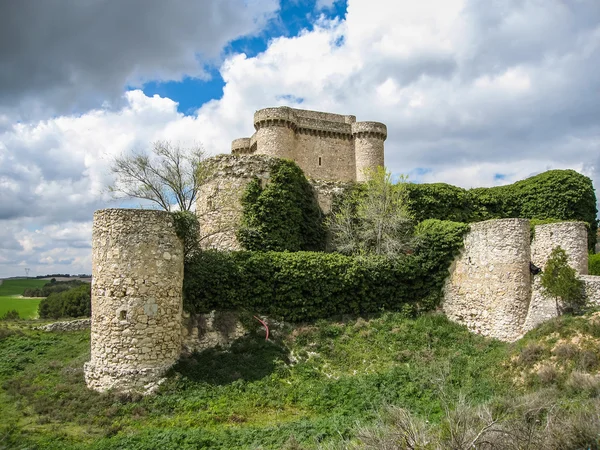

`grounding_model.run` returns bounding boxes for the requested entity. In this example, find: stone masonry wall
[444,219,600,341]
[295,133,355,181]
[232,106,386,183]
[196,154,277,250]
[443,219,531,342]
[84,209,184,393]
[196,154,351,250]
[523,222,589,332]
